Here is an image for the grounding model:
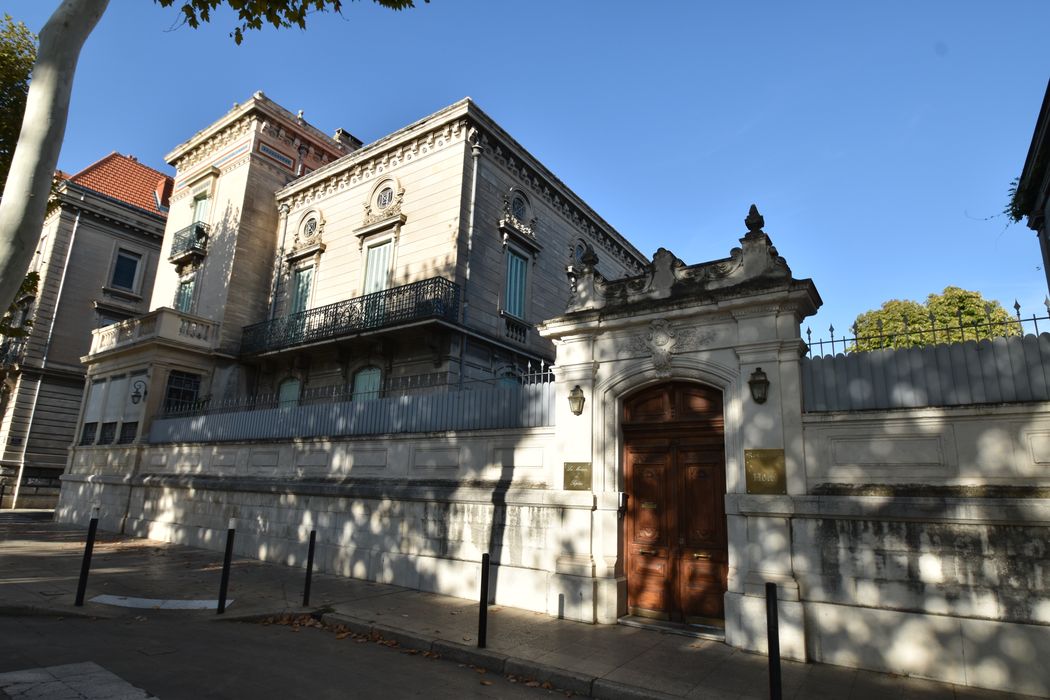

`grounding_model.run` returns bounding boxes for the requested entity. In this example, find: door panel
[624,383,726,625]
[626,447,671,619]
